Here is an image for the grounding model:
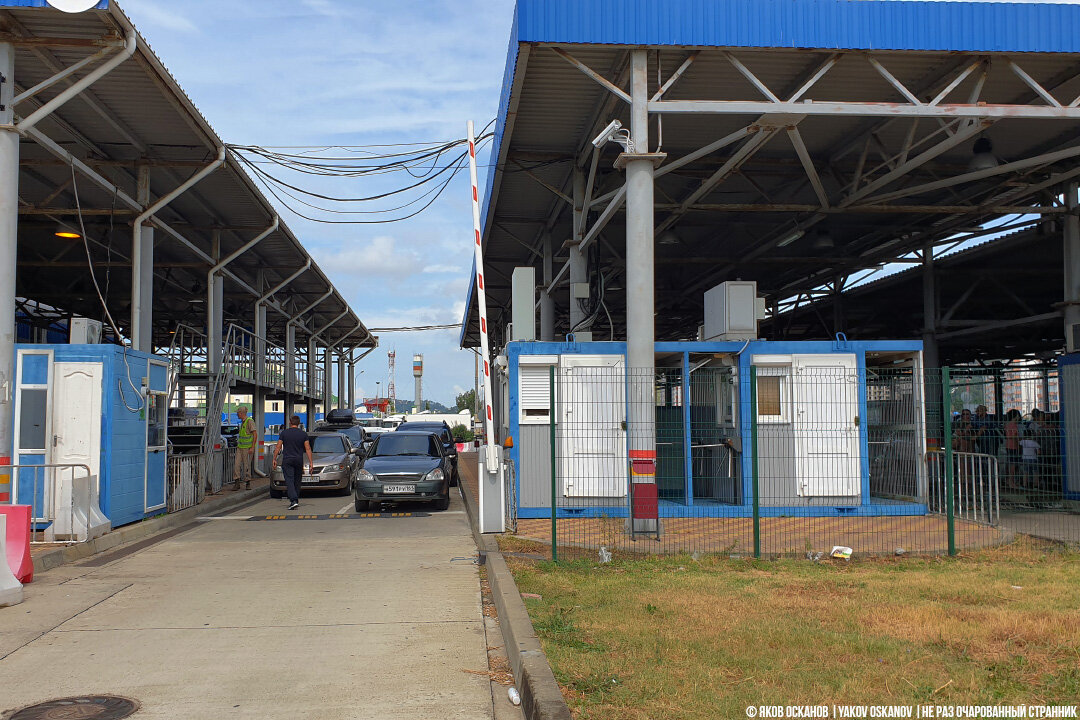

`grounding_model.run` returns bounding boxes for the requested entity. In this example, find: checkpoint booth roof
[2,0,374,353]
[461,0,1080,363]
